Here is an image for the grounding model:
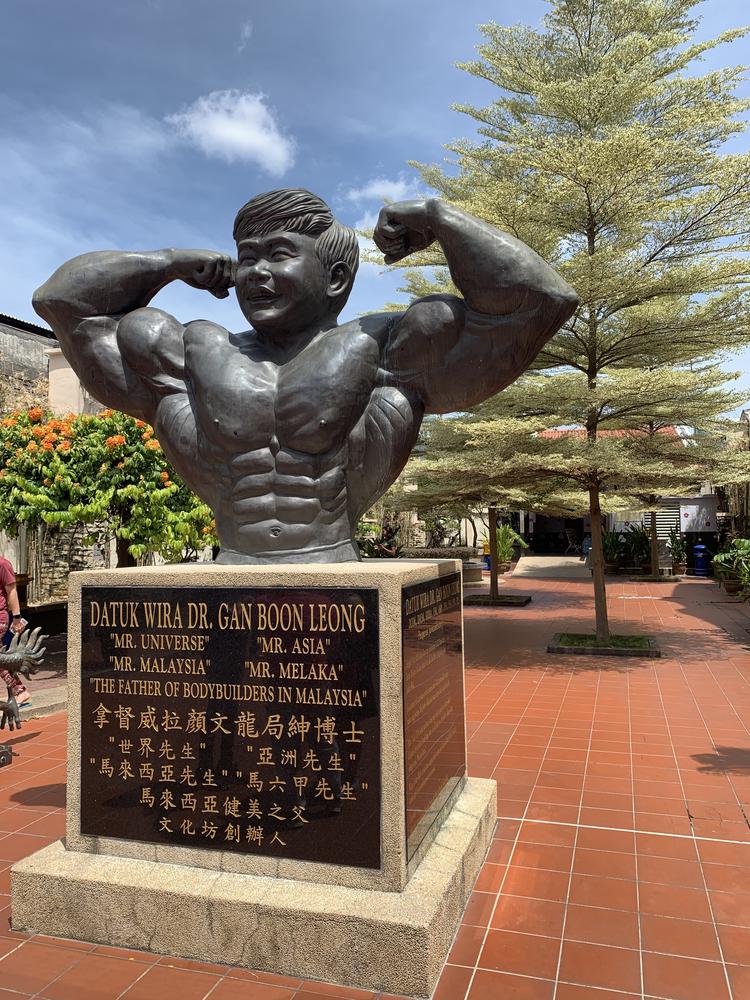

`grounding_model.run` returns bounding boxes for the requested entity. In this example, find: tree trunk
[115,535,137,568]
[488,505,499,601]
[588,484,610,642]
[649,510,660,577]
